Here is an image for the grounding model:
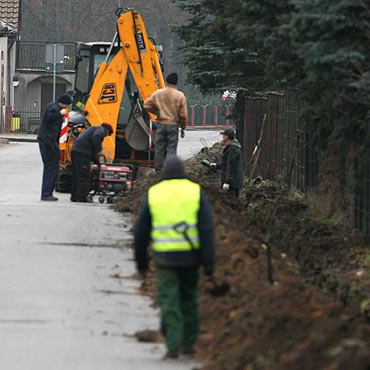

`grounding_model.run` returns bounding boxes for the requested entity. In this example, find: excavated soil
[115,143,370,370]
